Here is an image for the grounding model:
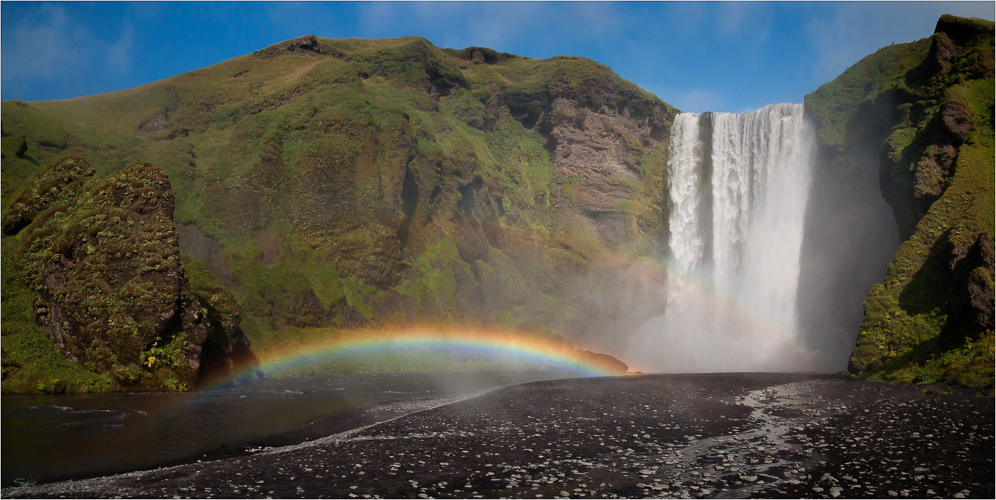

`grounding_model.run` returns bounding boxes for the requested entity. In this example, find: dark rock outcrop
[138,87,179,133]
[577,349,629,374]
[549,335,629,374]
[940,232,995,348]
[3,156,257,390]
[255,34,326,57]
[1,155,96,236]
